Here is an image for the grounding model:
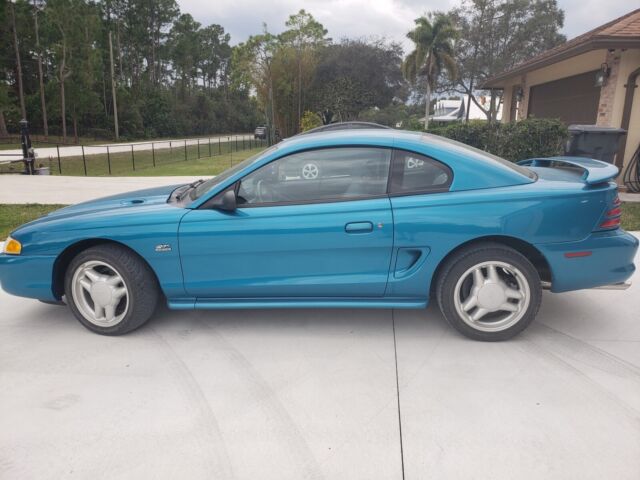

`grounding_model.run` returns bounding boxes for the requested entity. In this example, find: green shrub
[427,118,568,161]
[300,111,323,132]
